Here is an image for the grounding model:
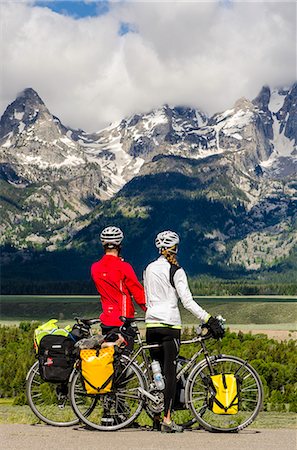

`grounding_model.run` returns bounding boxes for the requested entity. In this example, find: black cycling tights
[146,327,181,417]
